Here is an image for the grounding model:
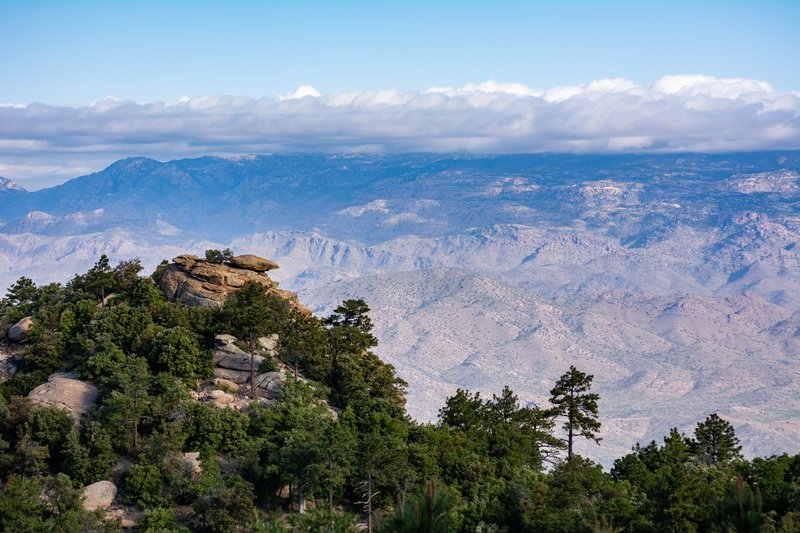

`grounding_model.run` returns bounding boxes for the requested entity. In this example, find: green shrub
[141,507,188,532]
[204,249,233,264]
[0,370,49,399]
[148,326,210,381]
[185,403,249,453]
[258,356,278,373]
[125,461,169,508]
